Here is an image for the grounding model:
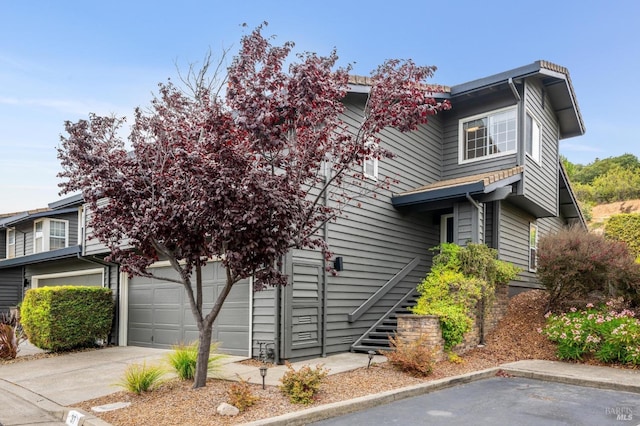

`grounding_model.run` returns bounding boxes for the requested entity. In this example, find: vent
[297,332,312,341]
[297,316,312,324]
[341,336,354,344]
